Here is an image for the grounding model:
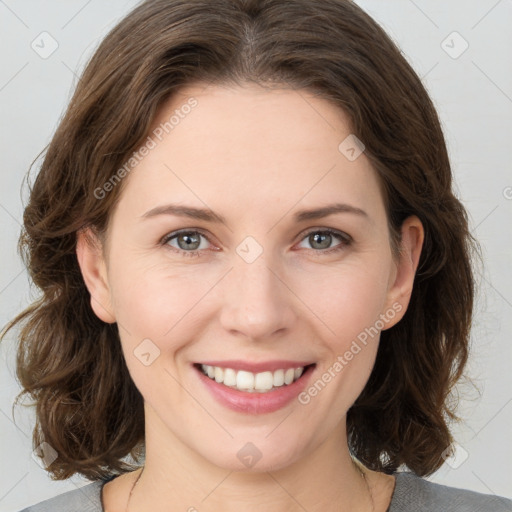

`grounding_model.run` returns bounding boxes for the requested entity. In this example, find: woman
[4,0,511,510]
